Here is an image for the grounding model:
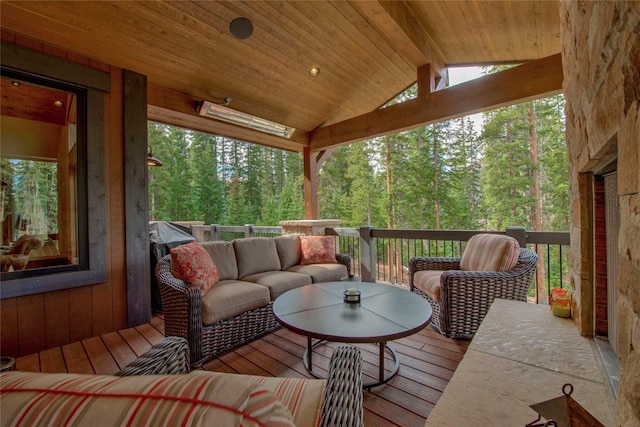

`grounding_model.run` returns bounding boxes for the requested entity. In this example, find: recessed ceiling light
[11,81,20,87]
[53,100,63,107]
[230,17,253,40]
[309,67,320,77]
